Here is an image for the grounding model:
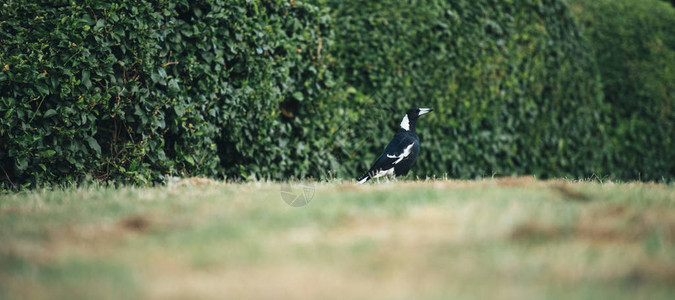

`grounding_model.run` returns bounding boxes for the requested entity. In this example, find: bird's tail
[357,174,370,184]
